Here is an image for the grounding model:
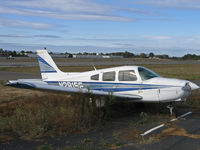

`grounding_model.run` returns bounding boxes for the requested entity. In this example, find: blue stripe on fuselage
[46,81,174,87]
[45,81,179,92]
